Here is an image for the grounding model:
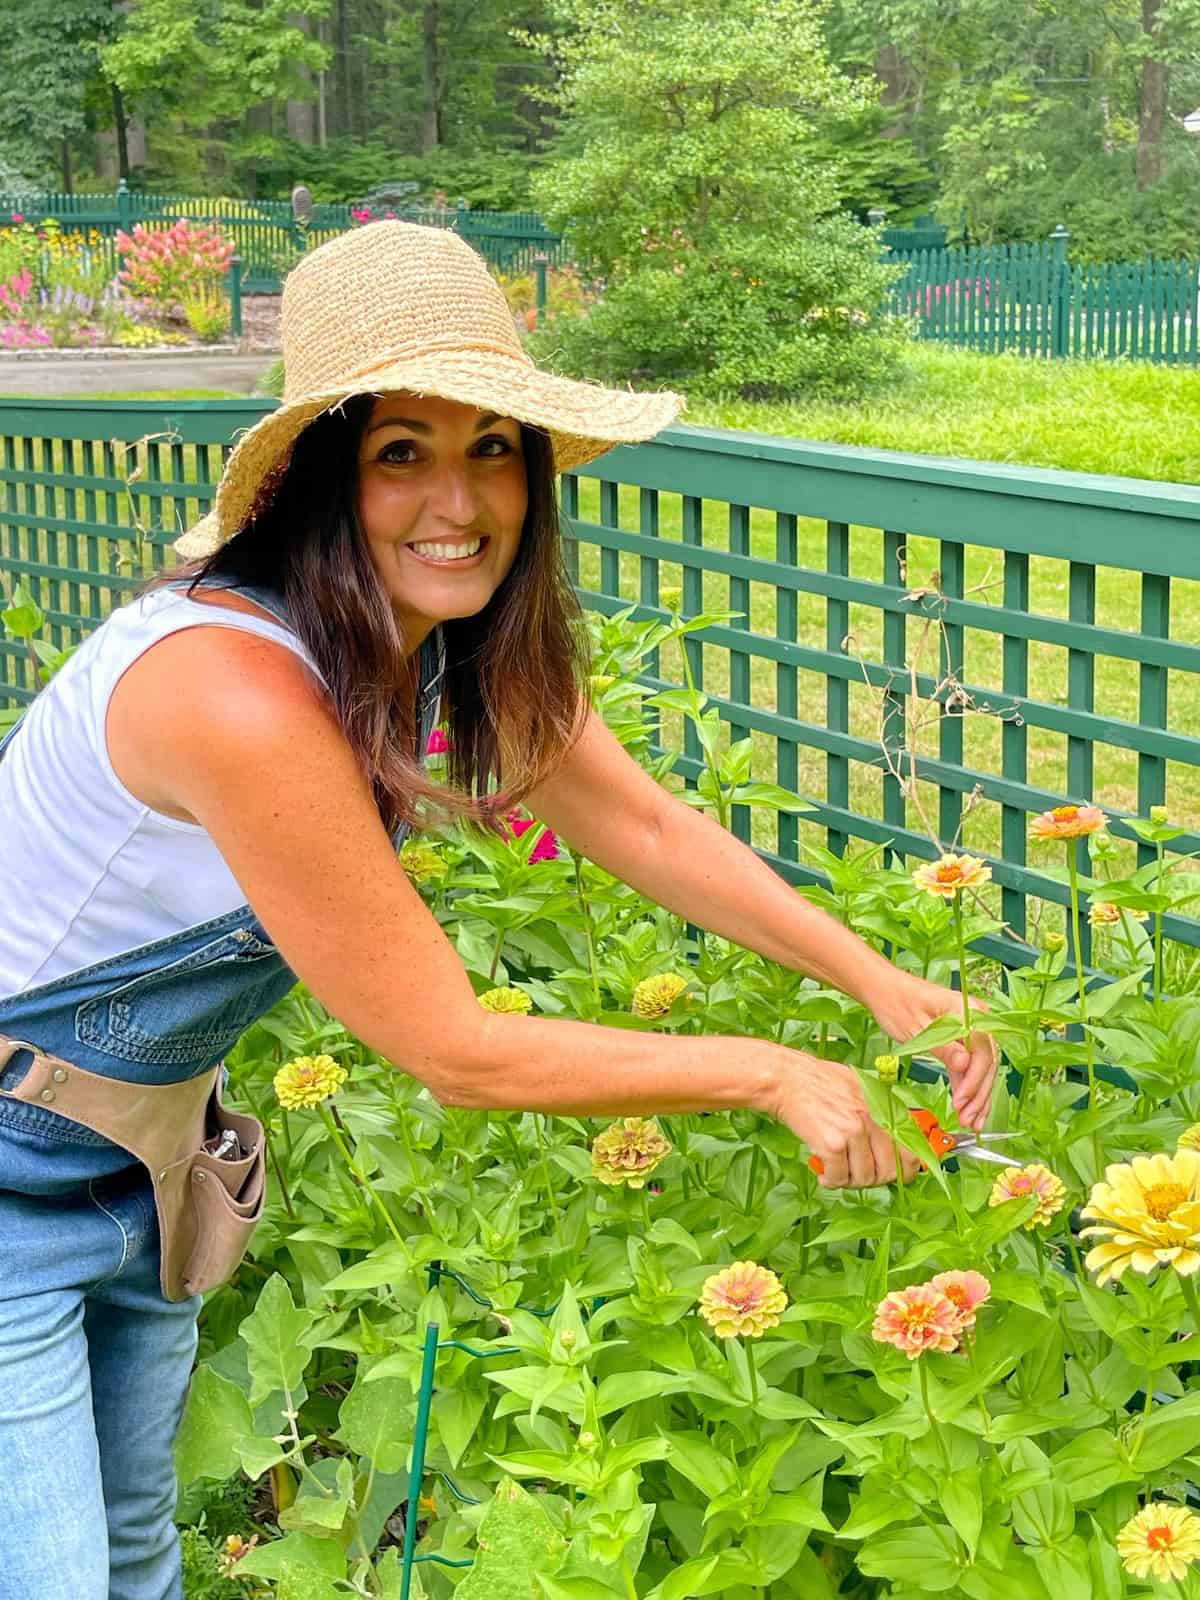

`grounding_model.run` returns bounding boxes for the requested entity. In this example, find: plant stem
[240,1084,295,1219]
[570,849,602,1016]
[620,1556,639,1600]
[320,1104,406,1246]
[1180,1270,1200,1333]
[746,1340,760,1408]
[534,1113,566,1253]
[1067,844,1101,1169]
[488,924,506,983]
[918,1358,952,1472]
[885,1082,907,1214]
[745,1144,760,1215]
[1155,840,1165,1004]
[952,894,972,1042]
